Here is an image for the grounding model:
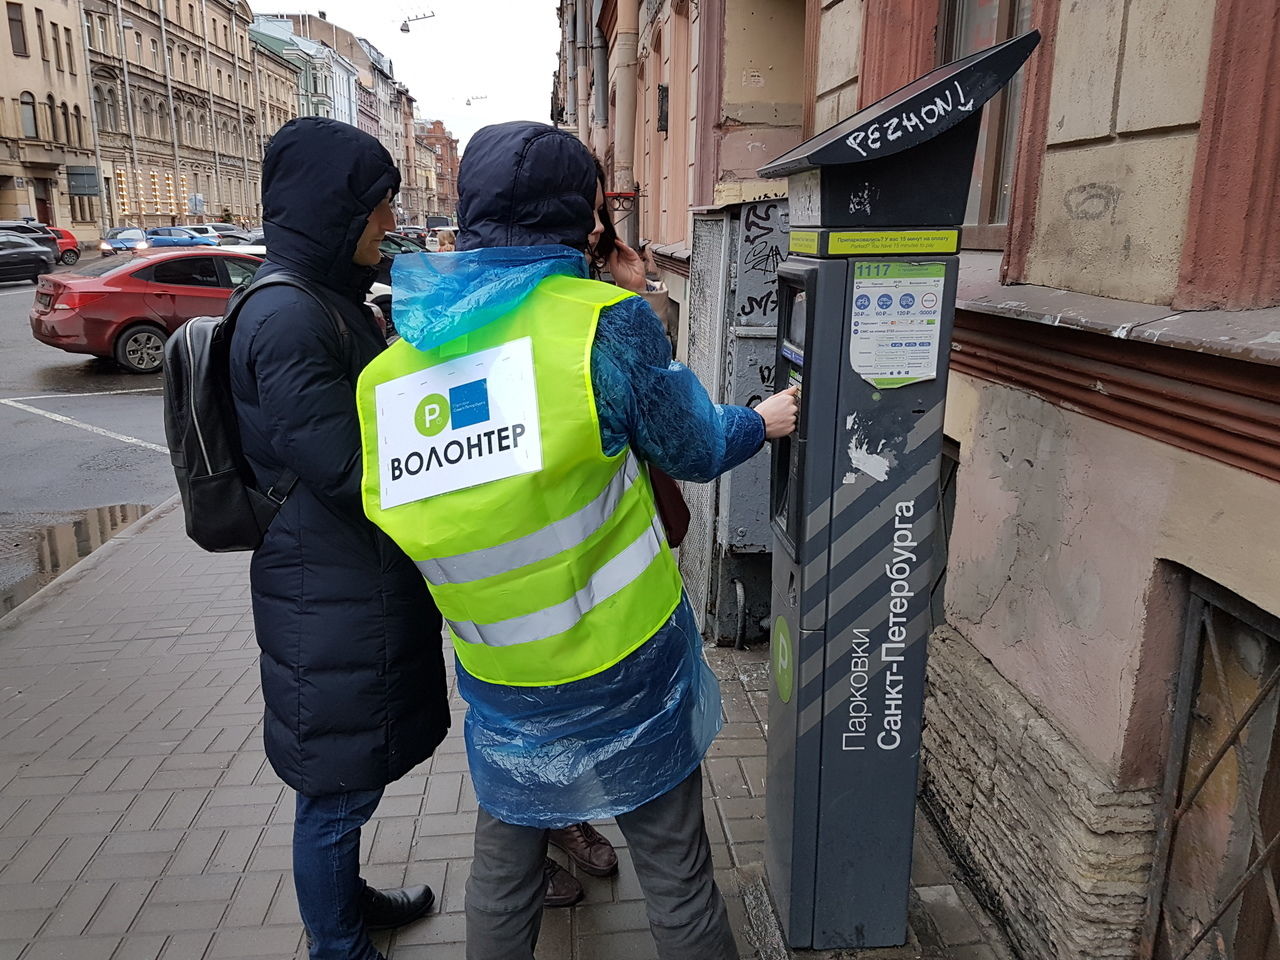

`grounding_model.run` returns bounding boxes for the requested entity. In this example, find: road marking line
[3,387,163,401]
[0,398,168,453]
[0,288,35,297]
